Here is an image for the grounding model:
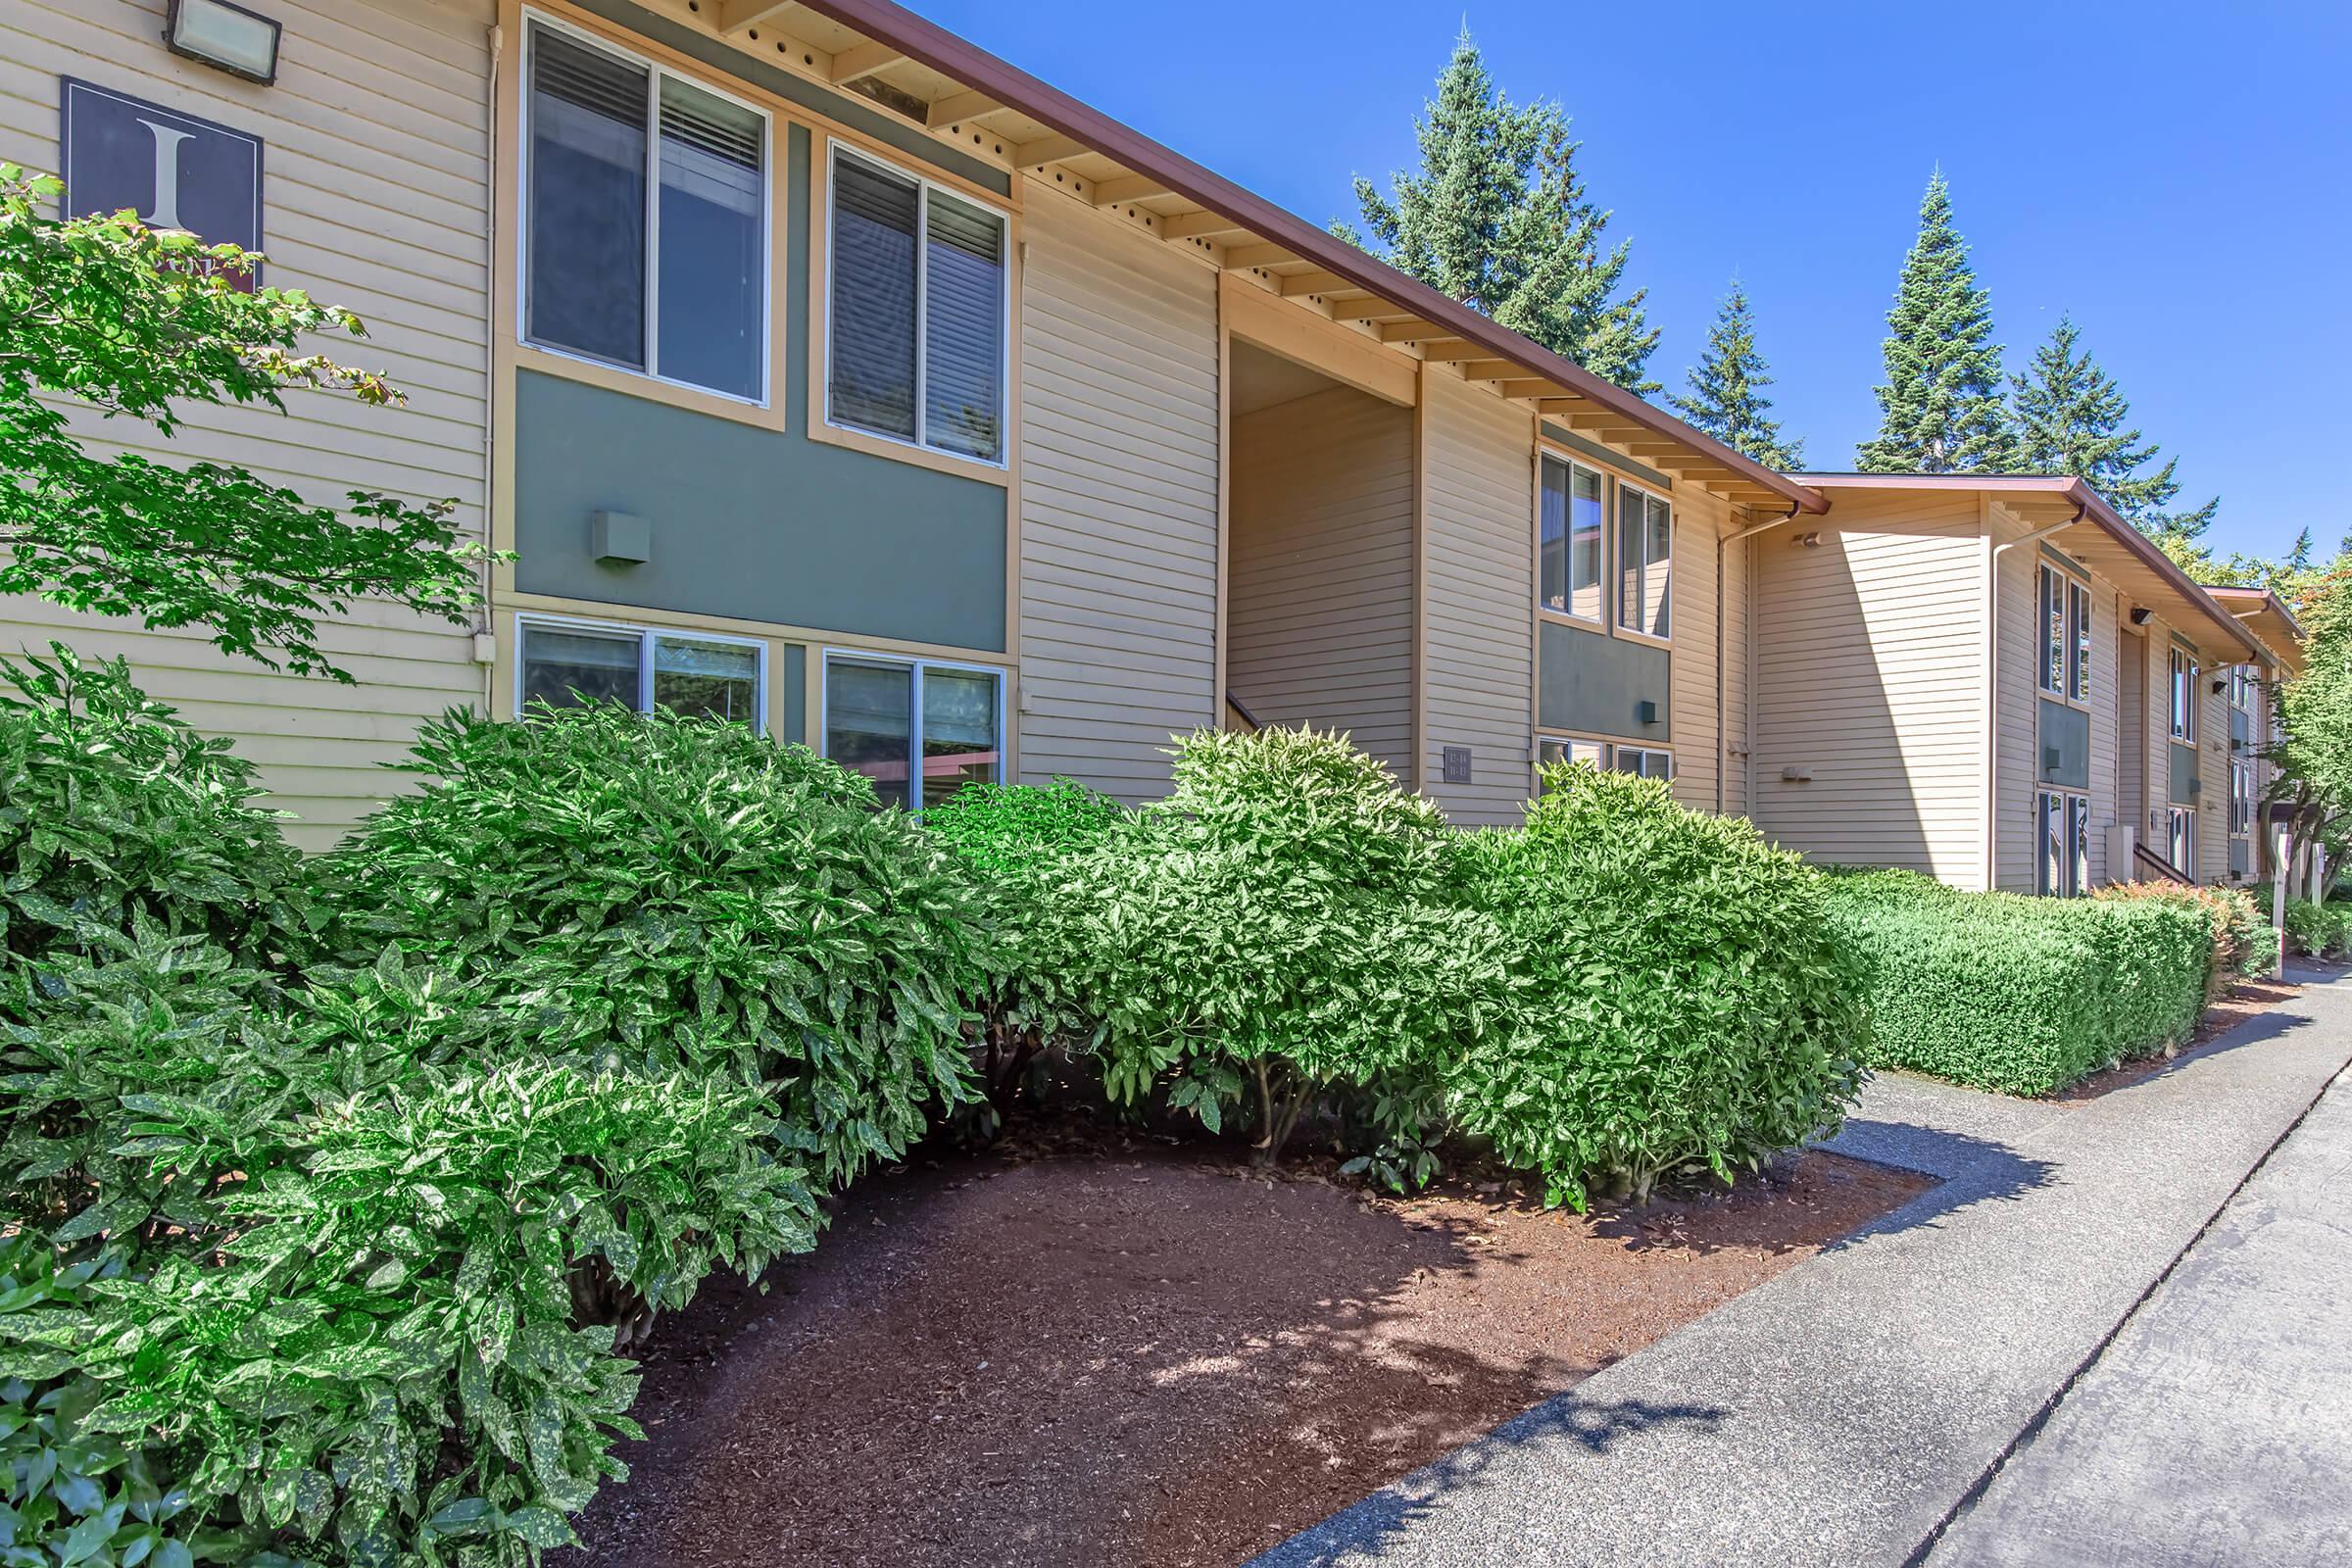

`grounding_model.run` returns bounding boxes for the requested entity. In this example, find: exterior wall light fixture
[165,0,281,85]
